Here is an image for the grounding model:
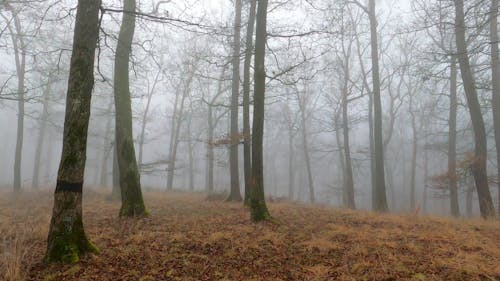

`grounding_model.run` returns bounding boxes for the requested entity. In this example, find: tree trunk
[206,104,215,193]
[114,0,147,216]
[111,143,121,200]
[423,134,429,214]
[4,5,26,192]
[138,70,161,168]
[334,111,346,206]
[299,89,315,203]
[341,58,355,209]
[287,117,295,201]
[466,185,473,217]
[409,97,418,211]
[250,0,271,221]
[100,99,114,187]
[369,0,388,212]
[227,0,243,202]
[45,0,101,263]
[449,56,460,217]
[32,77,51,189]
[454,0,495,218]
[205,68,226,194]
[489,0,500,215]
[243,0,257,205]
[187,112,195,191]
[166,78,190,191]
[167,83,180,191]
